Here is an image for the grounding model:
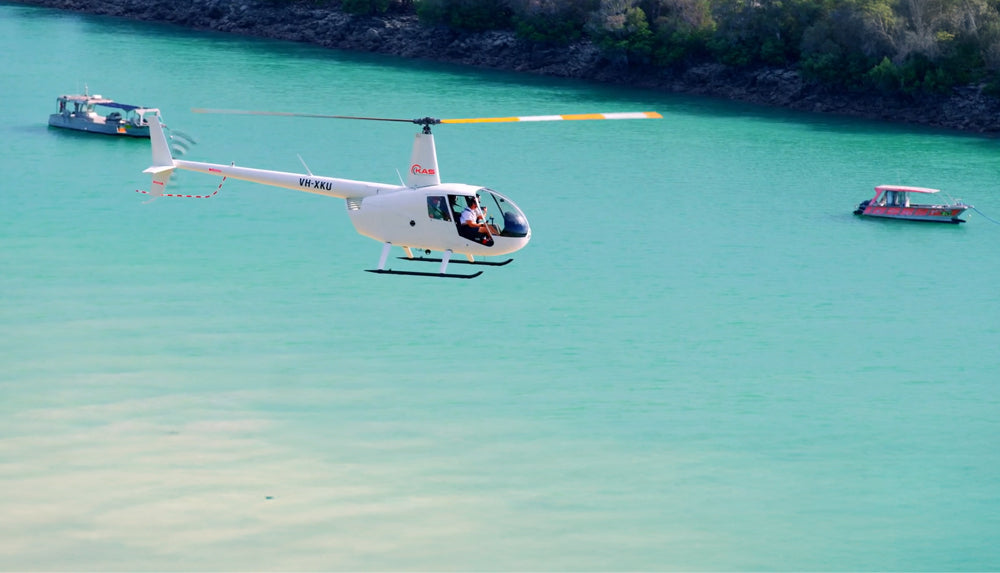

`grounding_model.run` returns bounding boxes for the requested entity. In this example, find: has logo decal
[410,164,436,176]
